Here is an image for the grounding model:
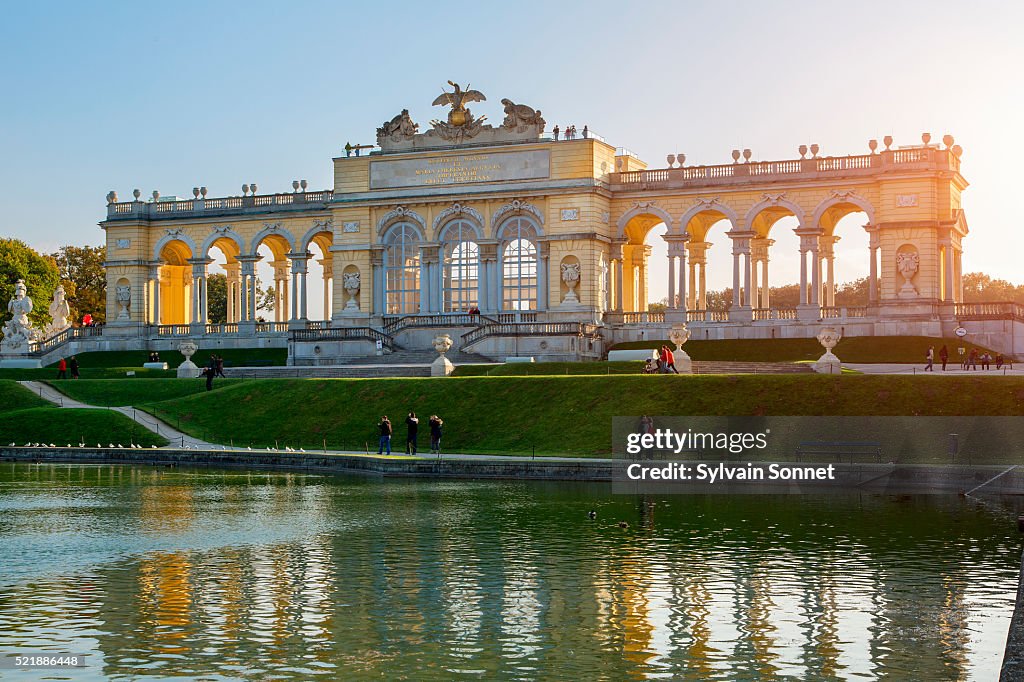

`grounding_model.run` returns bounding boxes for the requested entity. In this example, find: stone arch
[491,200,545,238]
[377,206,426,240]
[810,193,876,234]
[678,200,741,239]
[299,220,335,254]
[248,223,296,258]
[437,216,484,243]
[616,203,674,238]
[742,195,807,235]
[432,204,485,240]
[200,228,245,259]
[153,232,197,263]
